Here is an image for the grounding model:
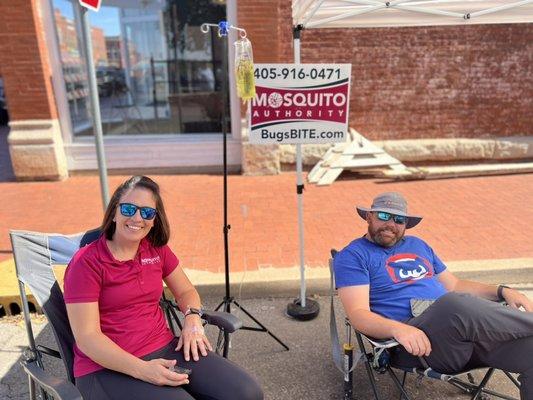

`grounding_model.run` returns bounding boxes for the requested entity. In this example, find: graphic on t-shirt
[385,253,434,284]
